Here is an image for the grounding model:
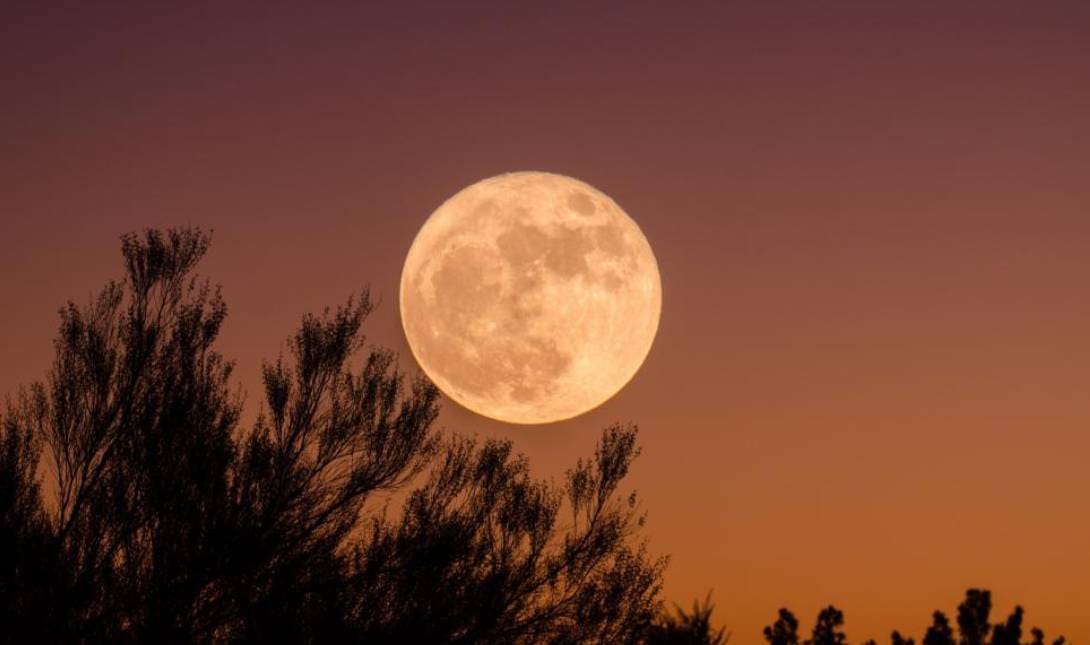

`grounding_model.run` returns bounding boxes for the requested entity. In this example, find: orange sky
[2,2,1088,641]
